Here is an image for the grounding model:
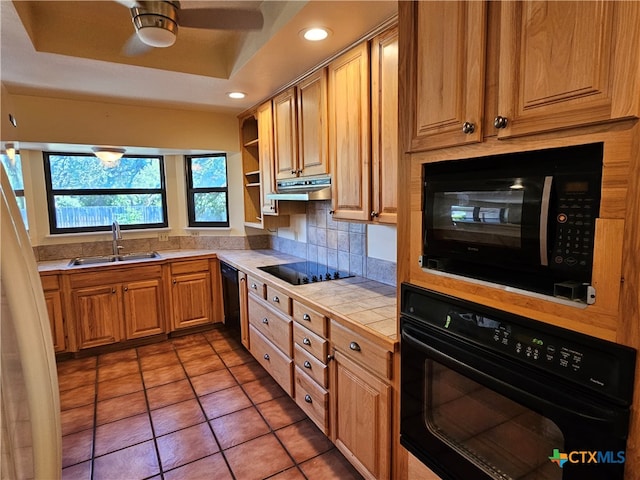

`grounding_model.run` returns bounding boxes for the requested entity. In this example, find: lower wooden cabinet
[170,259,213,330]
[331,350,392,480]
[68,265,165,350]
[41,274,66,353]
